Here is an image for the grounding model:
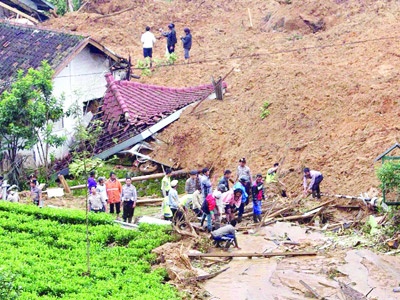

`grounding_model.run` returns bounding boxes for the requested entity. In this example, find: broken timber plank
[304,200,335,213]
[58,174,71,194]
[185,267,230,282]
[299,280,324,299]
[187,251,317,258]
[0,1,39,24]
[70,170,188,190]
